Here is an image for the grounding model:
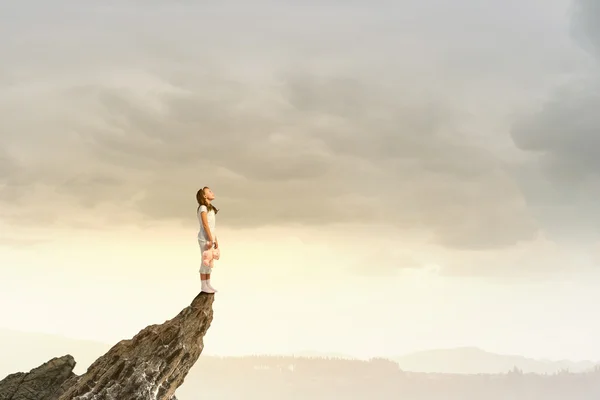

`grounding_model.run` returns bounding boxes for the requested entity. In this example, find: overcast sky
[1,0,599,364]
